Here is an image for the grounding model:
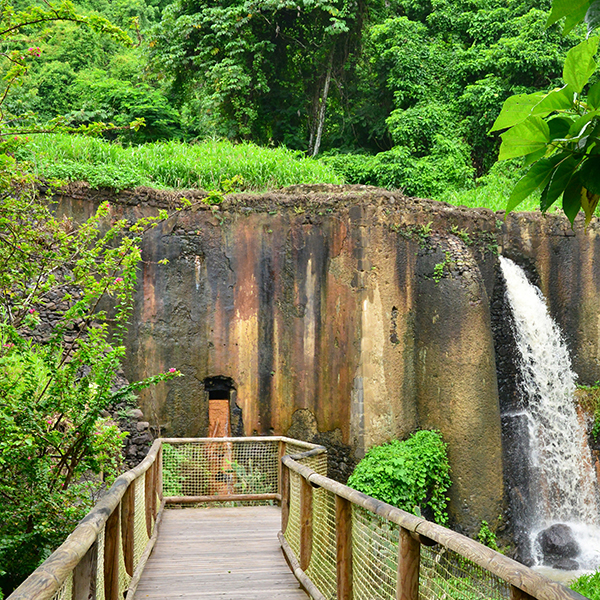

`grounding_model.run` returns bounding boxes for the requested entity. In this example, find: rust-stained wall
[55,183,600,535]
